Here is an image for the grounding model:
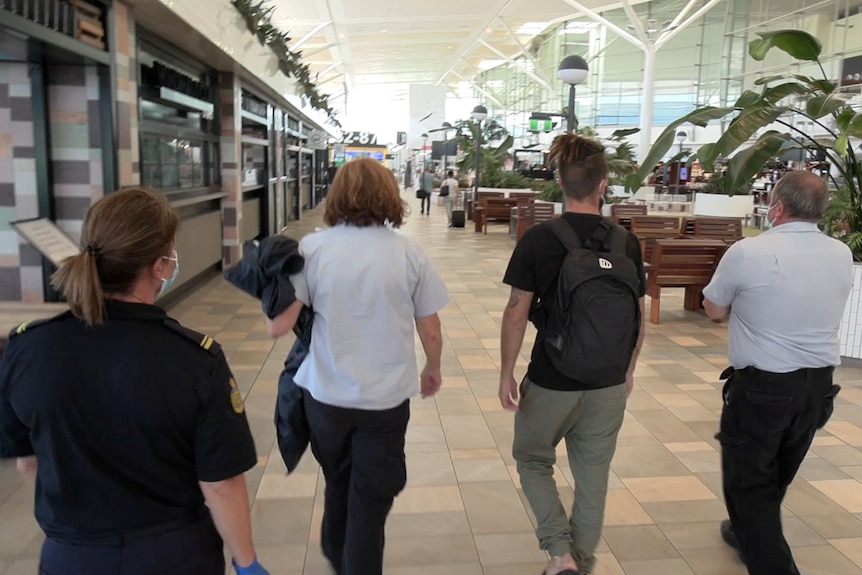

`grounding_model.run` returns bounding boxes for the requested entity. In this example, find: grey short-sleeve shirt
[291,224,449,409]
[703,222,853,372]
